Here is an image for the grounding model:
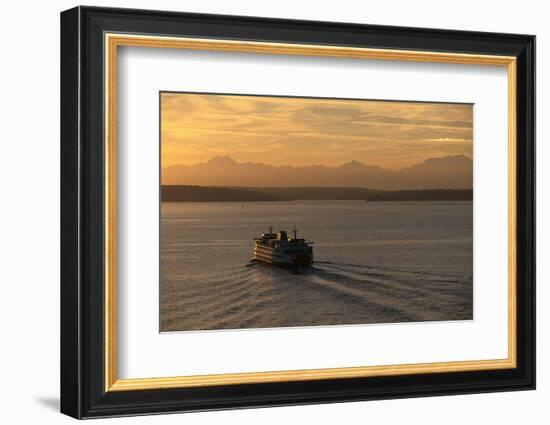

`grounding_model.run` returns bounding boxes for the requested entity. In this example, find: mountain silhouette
[162,155,472,190]
[203,155,239,167]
